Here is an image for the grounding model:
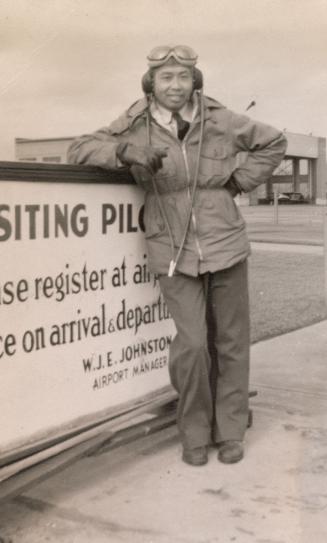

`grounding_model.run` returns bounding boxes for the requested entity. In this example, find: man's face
[152,64,193,111]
